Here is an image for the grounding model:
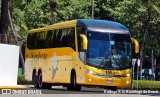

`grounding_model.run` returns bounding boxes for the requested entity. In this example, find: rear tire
[32,72,38,88]
[38,72,52,89]
[111,86,117,91]
[67,72,81,91]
